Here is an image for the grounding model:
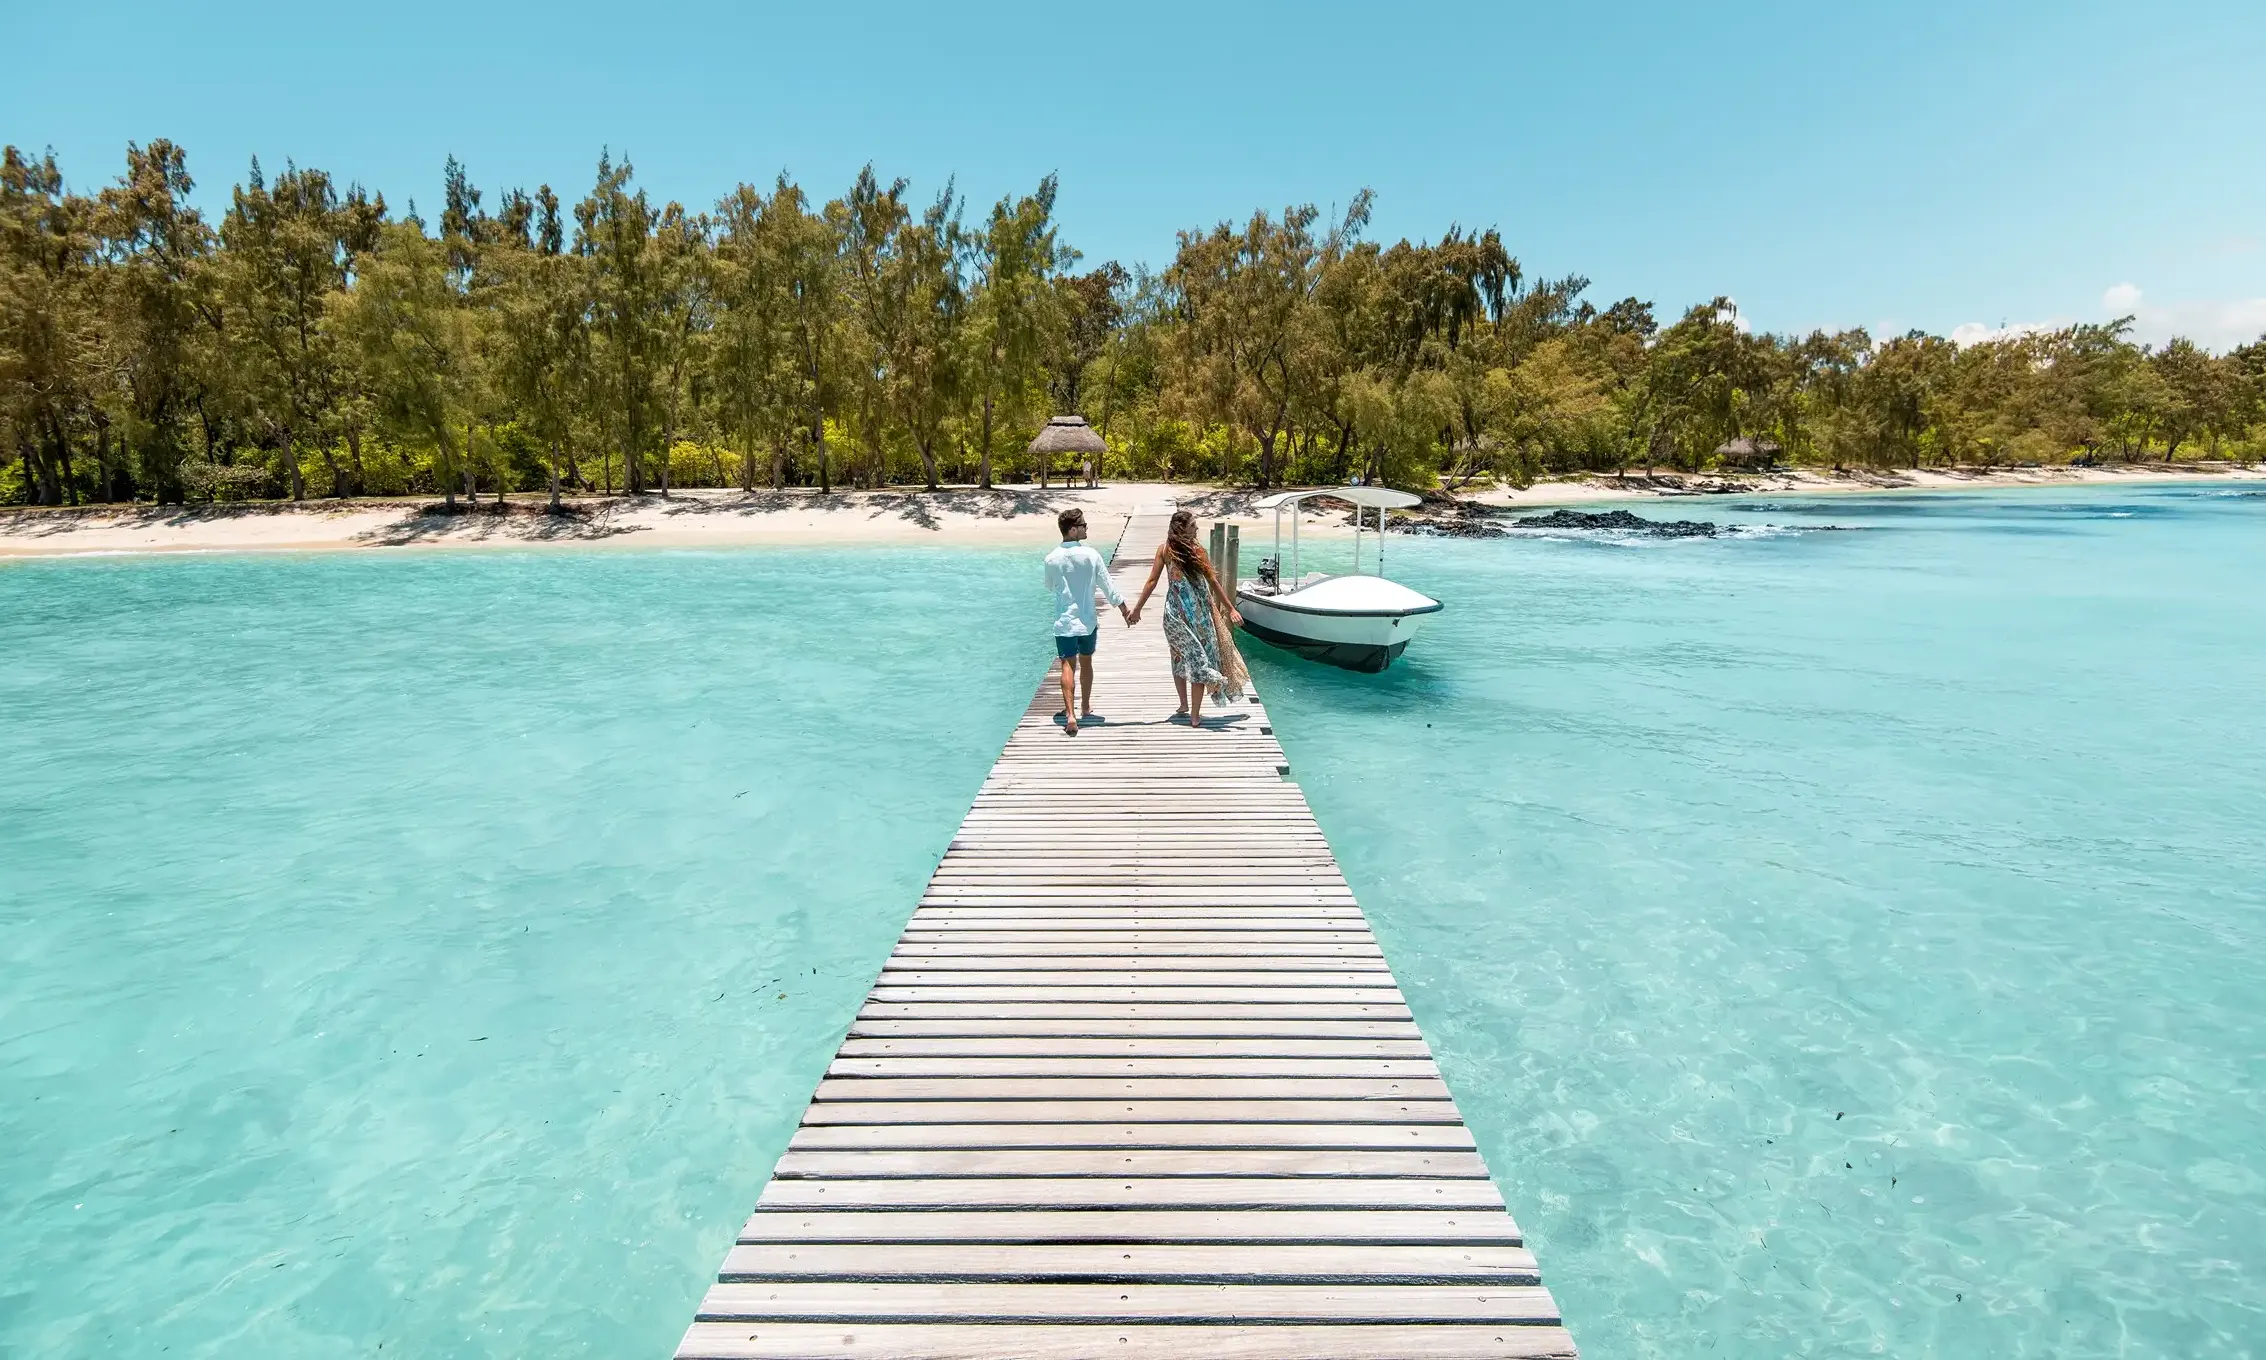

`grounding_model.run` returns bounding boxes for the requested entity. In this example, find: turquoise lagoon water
[4,485,2262,1358]
[0,548,1039,1355]
[1253,484,2266,1358]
